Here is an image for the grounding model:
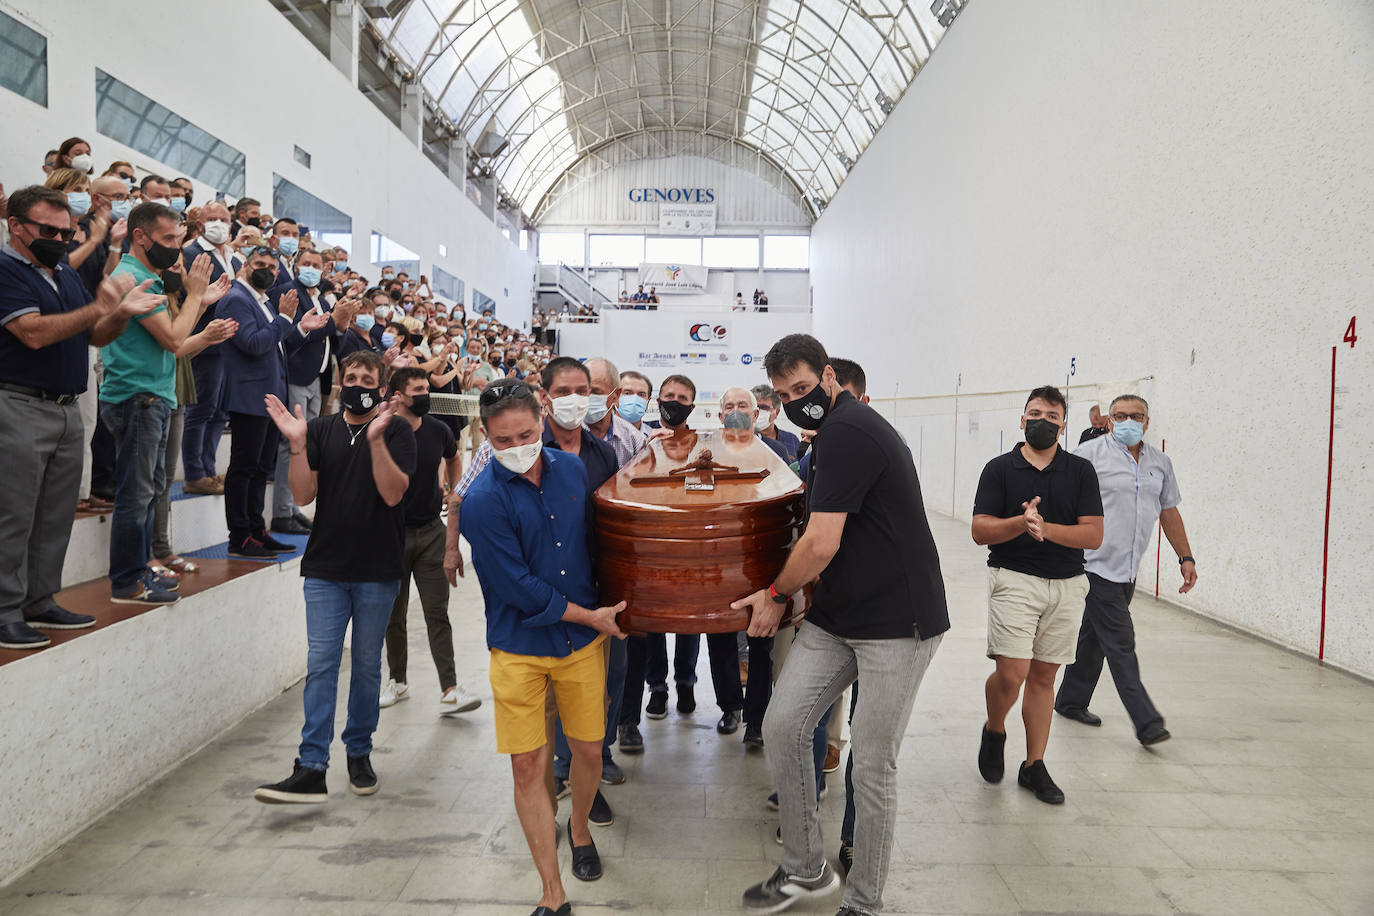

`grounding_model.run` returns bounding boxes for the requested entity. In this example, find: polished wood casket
[594,427,805,634]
